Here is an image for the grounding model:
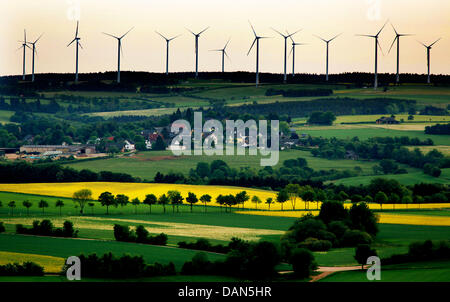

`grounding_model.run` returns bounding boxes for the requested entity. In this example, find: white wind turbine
[156,31,181,75]
[103,27,134,83]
